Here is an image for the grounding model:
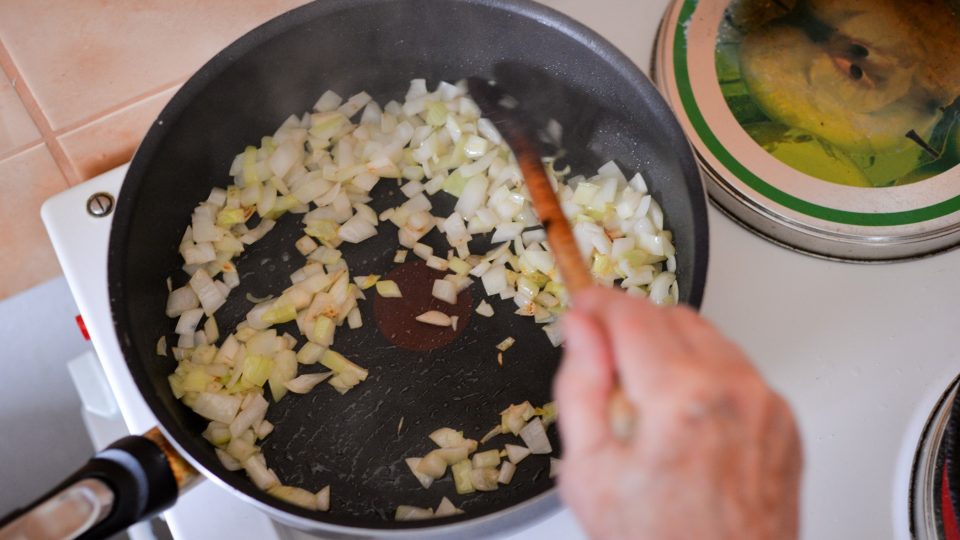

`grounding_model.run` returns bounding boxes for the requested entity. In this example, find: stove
[38,1,960,538]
